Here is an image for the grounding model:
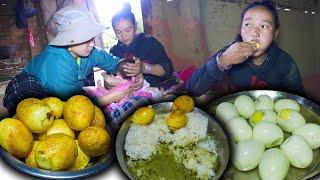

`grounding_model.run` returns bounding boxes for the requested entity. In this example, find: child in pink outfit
[83,68,162,112]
